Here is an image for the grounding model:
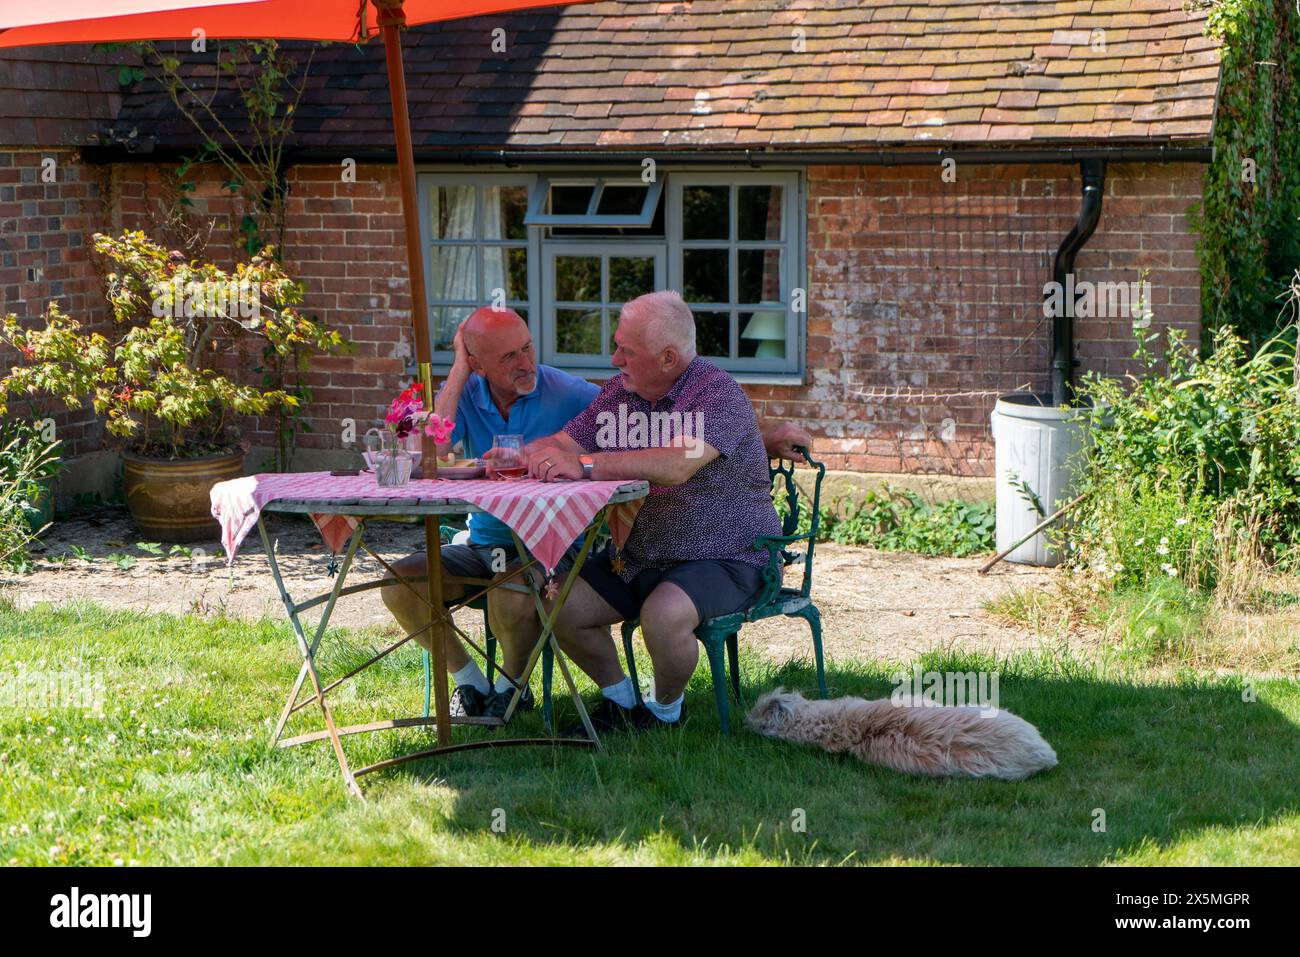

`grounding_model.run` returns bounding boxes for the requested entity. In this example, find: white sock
[494,673,518,695]
[600,676,636,708]
[645,693,683,723]
[451,660,490,694]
